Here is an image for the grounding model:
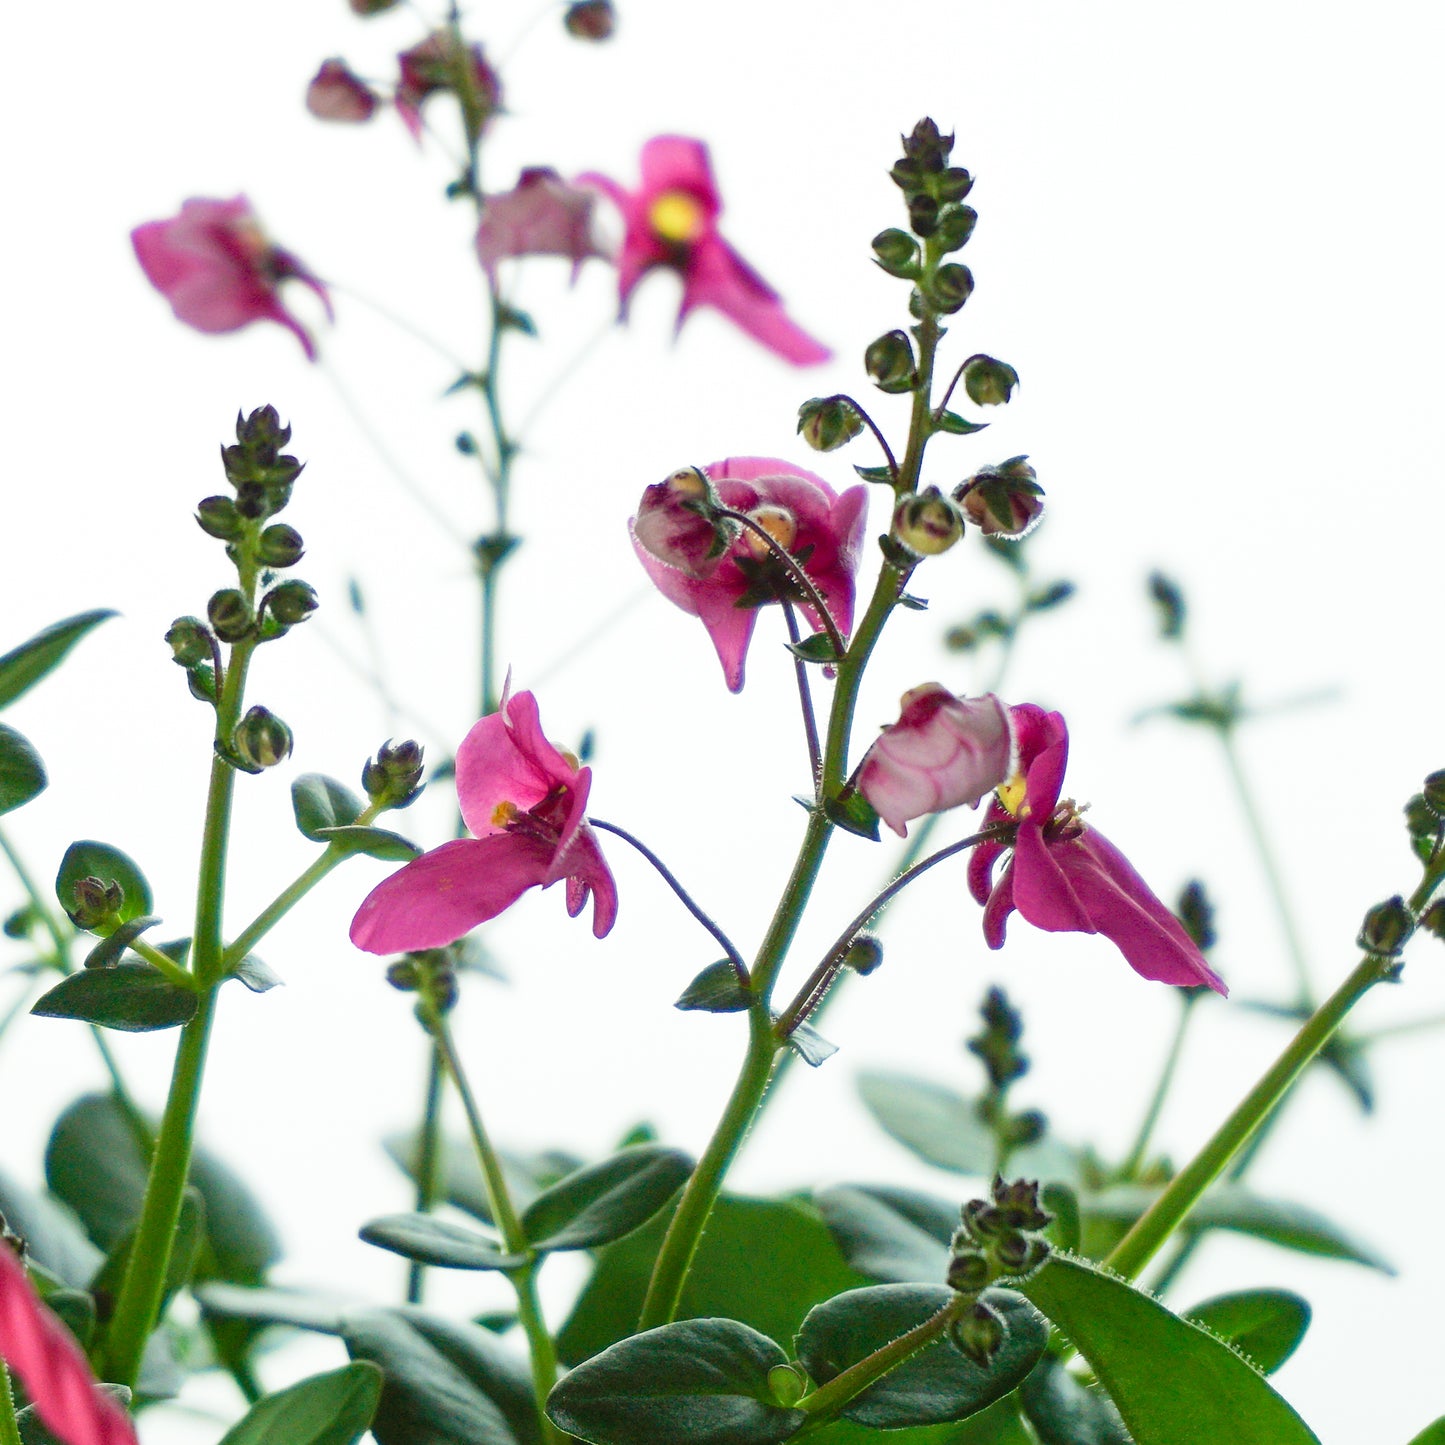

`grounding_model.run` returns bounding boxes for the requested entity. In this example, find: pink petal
[1012,821,1095,934]
[682,236,830,366]
[556,822,619,937]
[637,136,720,218]
[980,863,1016,950]
[0,1245,138,1445]
[1011,705,1069,819]
[349,835,552,954]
